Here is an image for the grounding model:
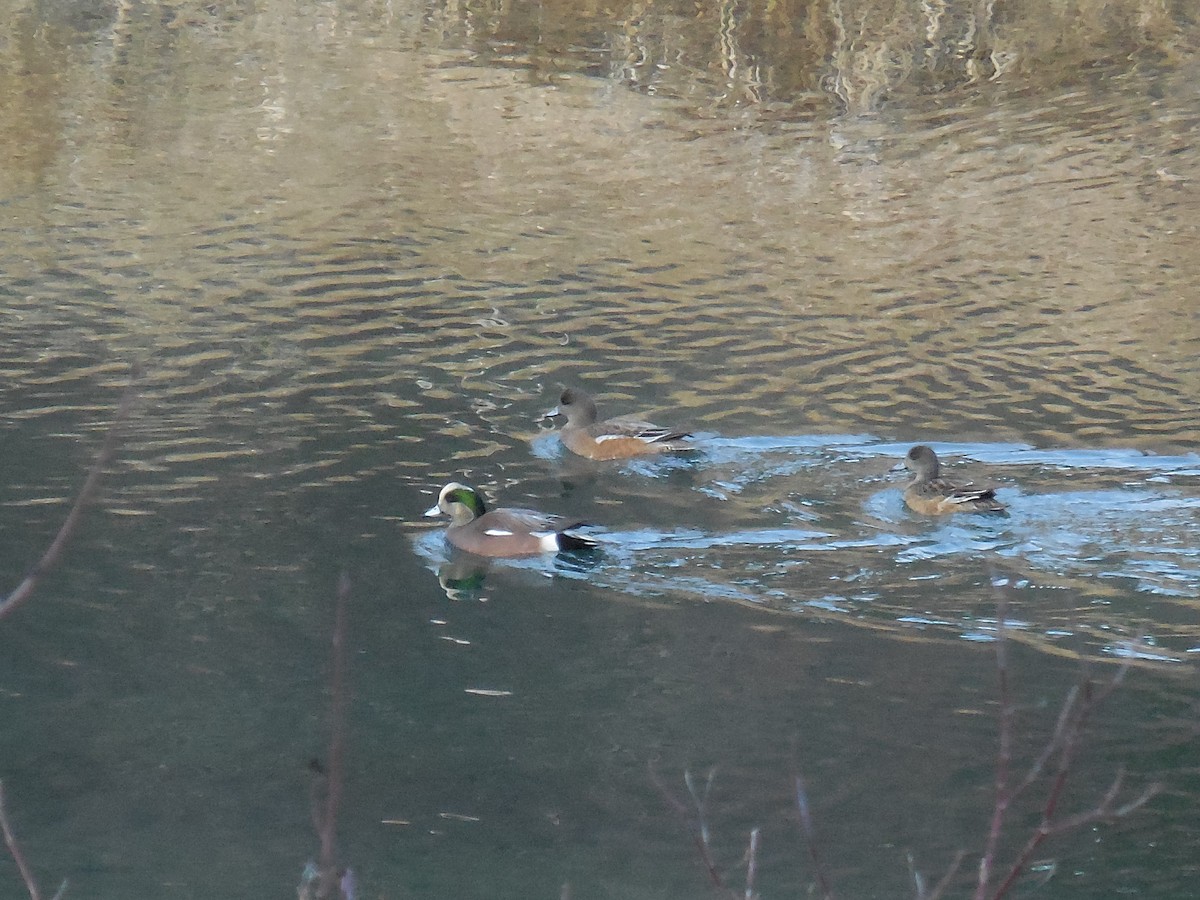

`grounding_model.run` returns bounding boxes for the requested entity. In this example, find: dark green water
[1,0,1198,897]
